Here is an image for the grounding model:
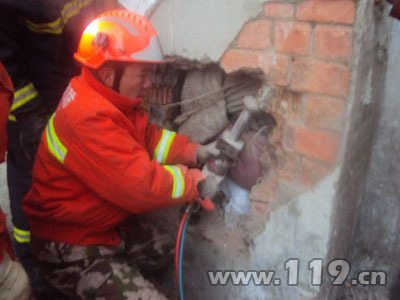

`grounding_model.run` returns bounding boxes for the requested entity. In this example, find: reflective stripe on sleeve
[8,114,17,122]
[13,226,30,244]
[10,83,38,112]
[25,0,92,34]
[153,129,176,164]
[163,166,185,199]
[46,114,67,163]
